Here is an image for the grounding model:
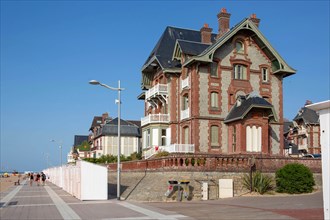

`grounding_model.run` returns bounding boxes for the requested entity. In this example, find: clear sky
[1,1,329,172]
